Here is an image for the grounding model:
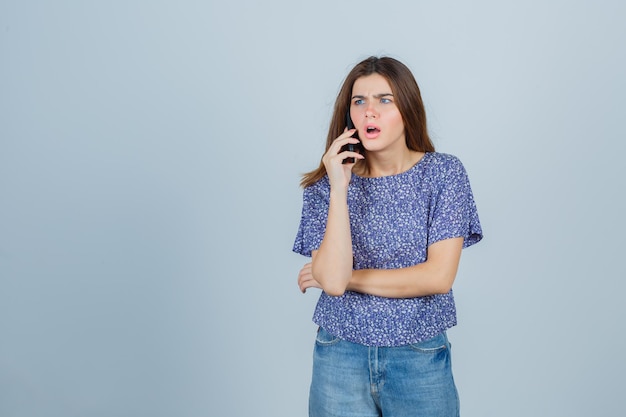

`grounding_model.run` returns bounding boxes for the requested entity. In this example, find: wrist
[329,186,348,200]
